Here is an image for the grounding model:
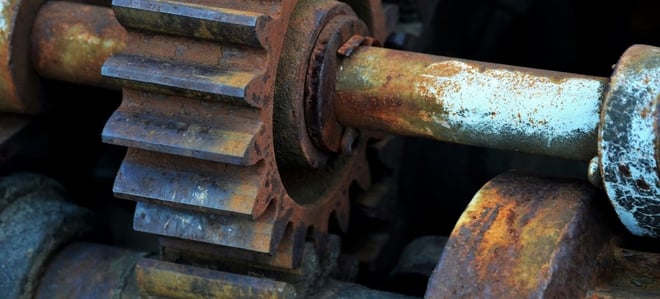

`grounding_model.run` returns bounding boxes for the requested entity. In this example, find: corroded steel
[136,258,297,298]
[101,0,372,270]
[161,235,344,297]
[31,2,126,89]
[35,242,146,299]
[304,13,370,155]
[598,45,660,238]
[275,0,366,168]
[335,46,608,161]
[0,0,44,113]
[426,172,609,298]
